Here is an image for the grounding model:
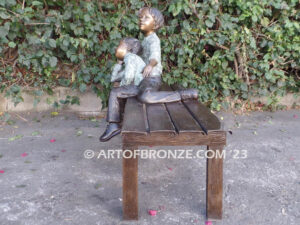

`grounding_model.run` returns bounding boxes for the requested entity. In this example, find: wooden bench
[121,97,226,221]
